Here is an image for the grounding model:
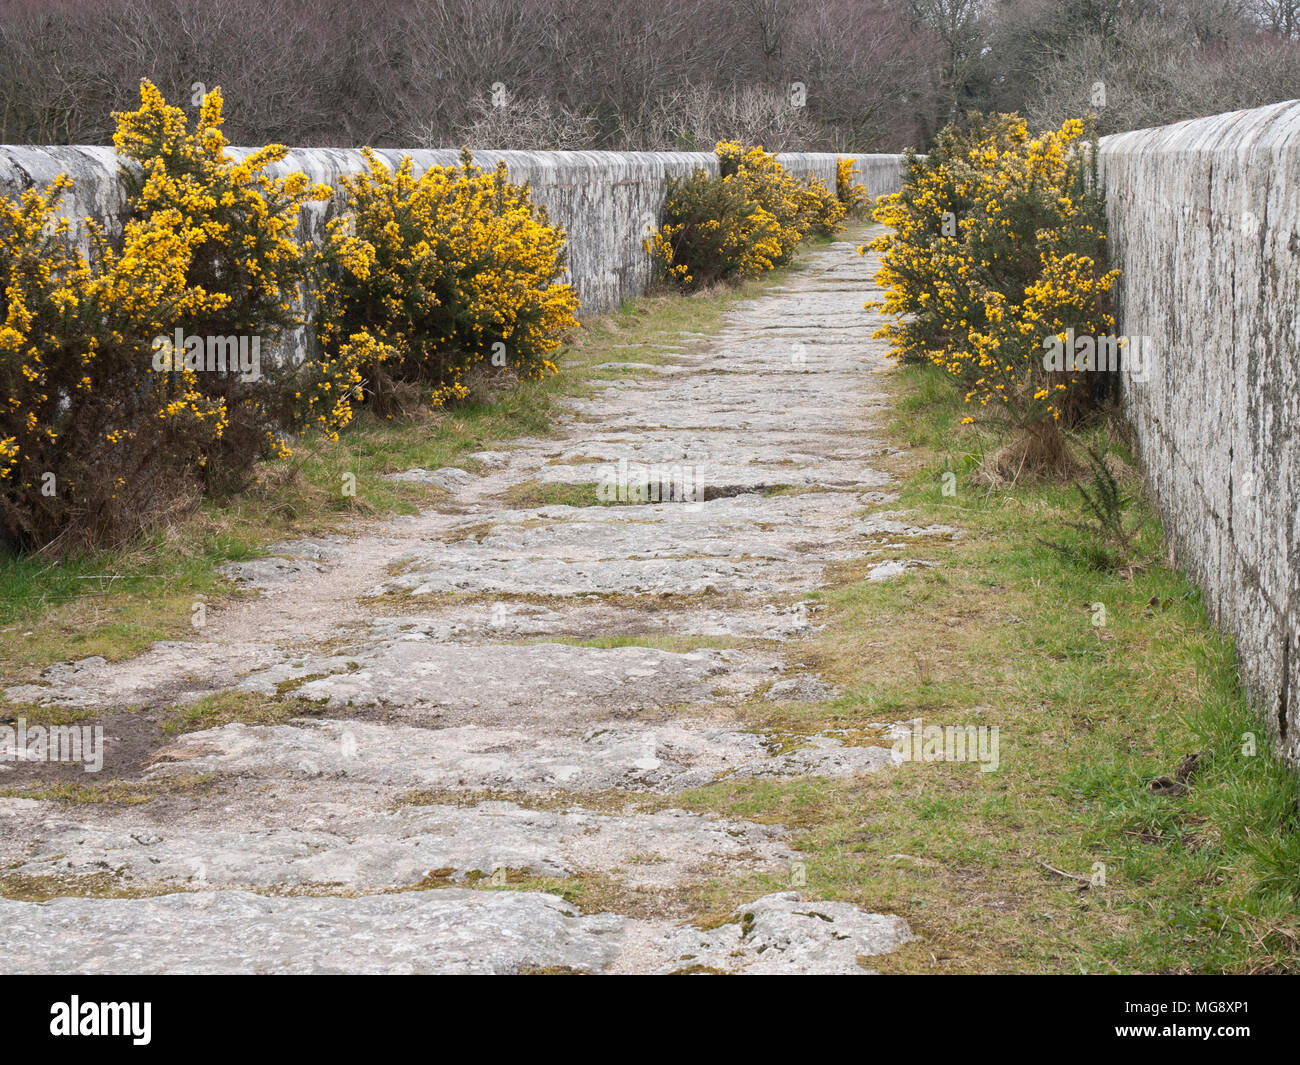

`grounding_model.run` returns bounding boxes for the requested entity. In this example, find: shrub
[0,80,375,549]
[0,177,226,549]
[866,115,1118,430]
[318,149,579,413]
[714,140,816,261]
[1,87,588,552]
[113,80,372,484]
[863,122,987,369]
[835,156,871,218]
[649,141,838,291]
[645,167,785,290]
[799,175,847,237]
